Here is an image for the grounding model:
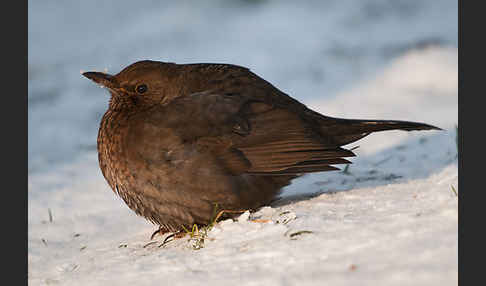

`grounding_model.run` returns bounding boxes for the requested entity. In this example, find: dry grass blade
[451,185,458,197]
[288,230,314,239]
[48,208,53,223]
